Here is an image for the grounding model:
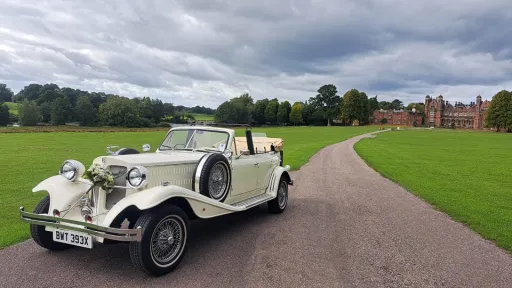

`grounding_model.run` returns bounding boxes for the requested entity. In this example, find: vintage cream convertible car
[19,125,293,276]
